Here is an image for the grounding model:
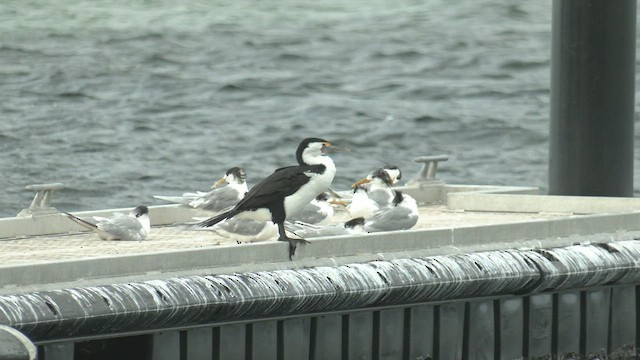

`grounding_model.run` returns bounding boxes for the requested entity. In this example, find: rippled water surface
[0,1,635,217]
